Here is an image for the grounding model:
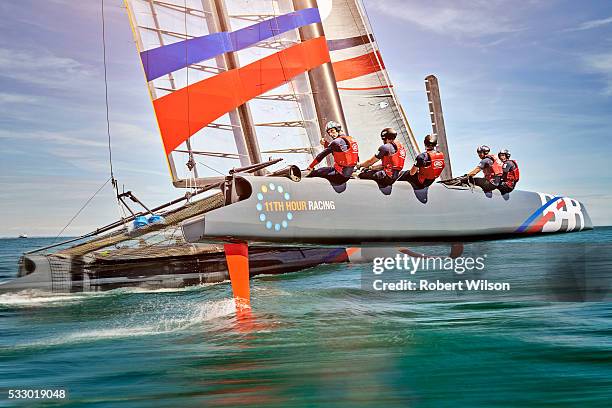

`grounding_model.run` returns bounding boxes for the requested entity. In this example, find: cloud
[564,16,612,32]
[0,128,107,148]
[583,53,612,95]
[0,92,41,105]
[366,0,525,37]
[0,47,96,89]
